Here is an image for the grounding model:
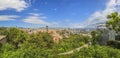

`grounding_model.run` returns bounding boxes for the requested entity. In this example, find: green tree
[106,12,120,32]
[7,28,28,49]
[91,31,97,45]
[0,27,8,35]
